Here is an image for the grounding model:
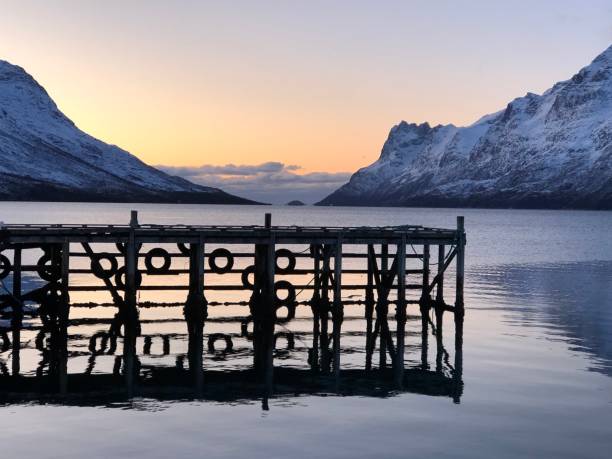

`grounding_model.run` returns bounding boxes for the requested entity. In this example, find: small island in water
[286,200,306,206]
